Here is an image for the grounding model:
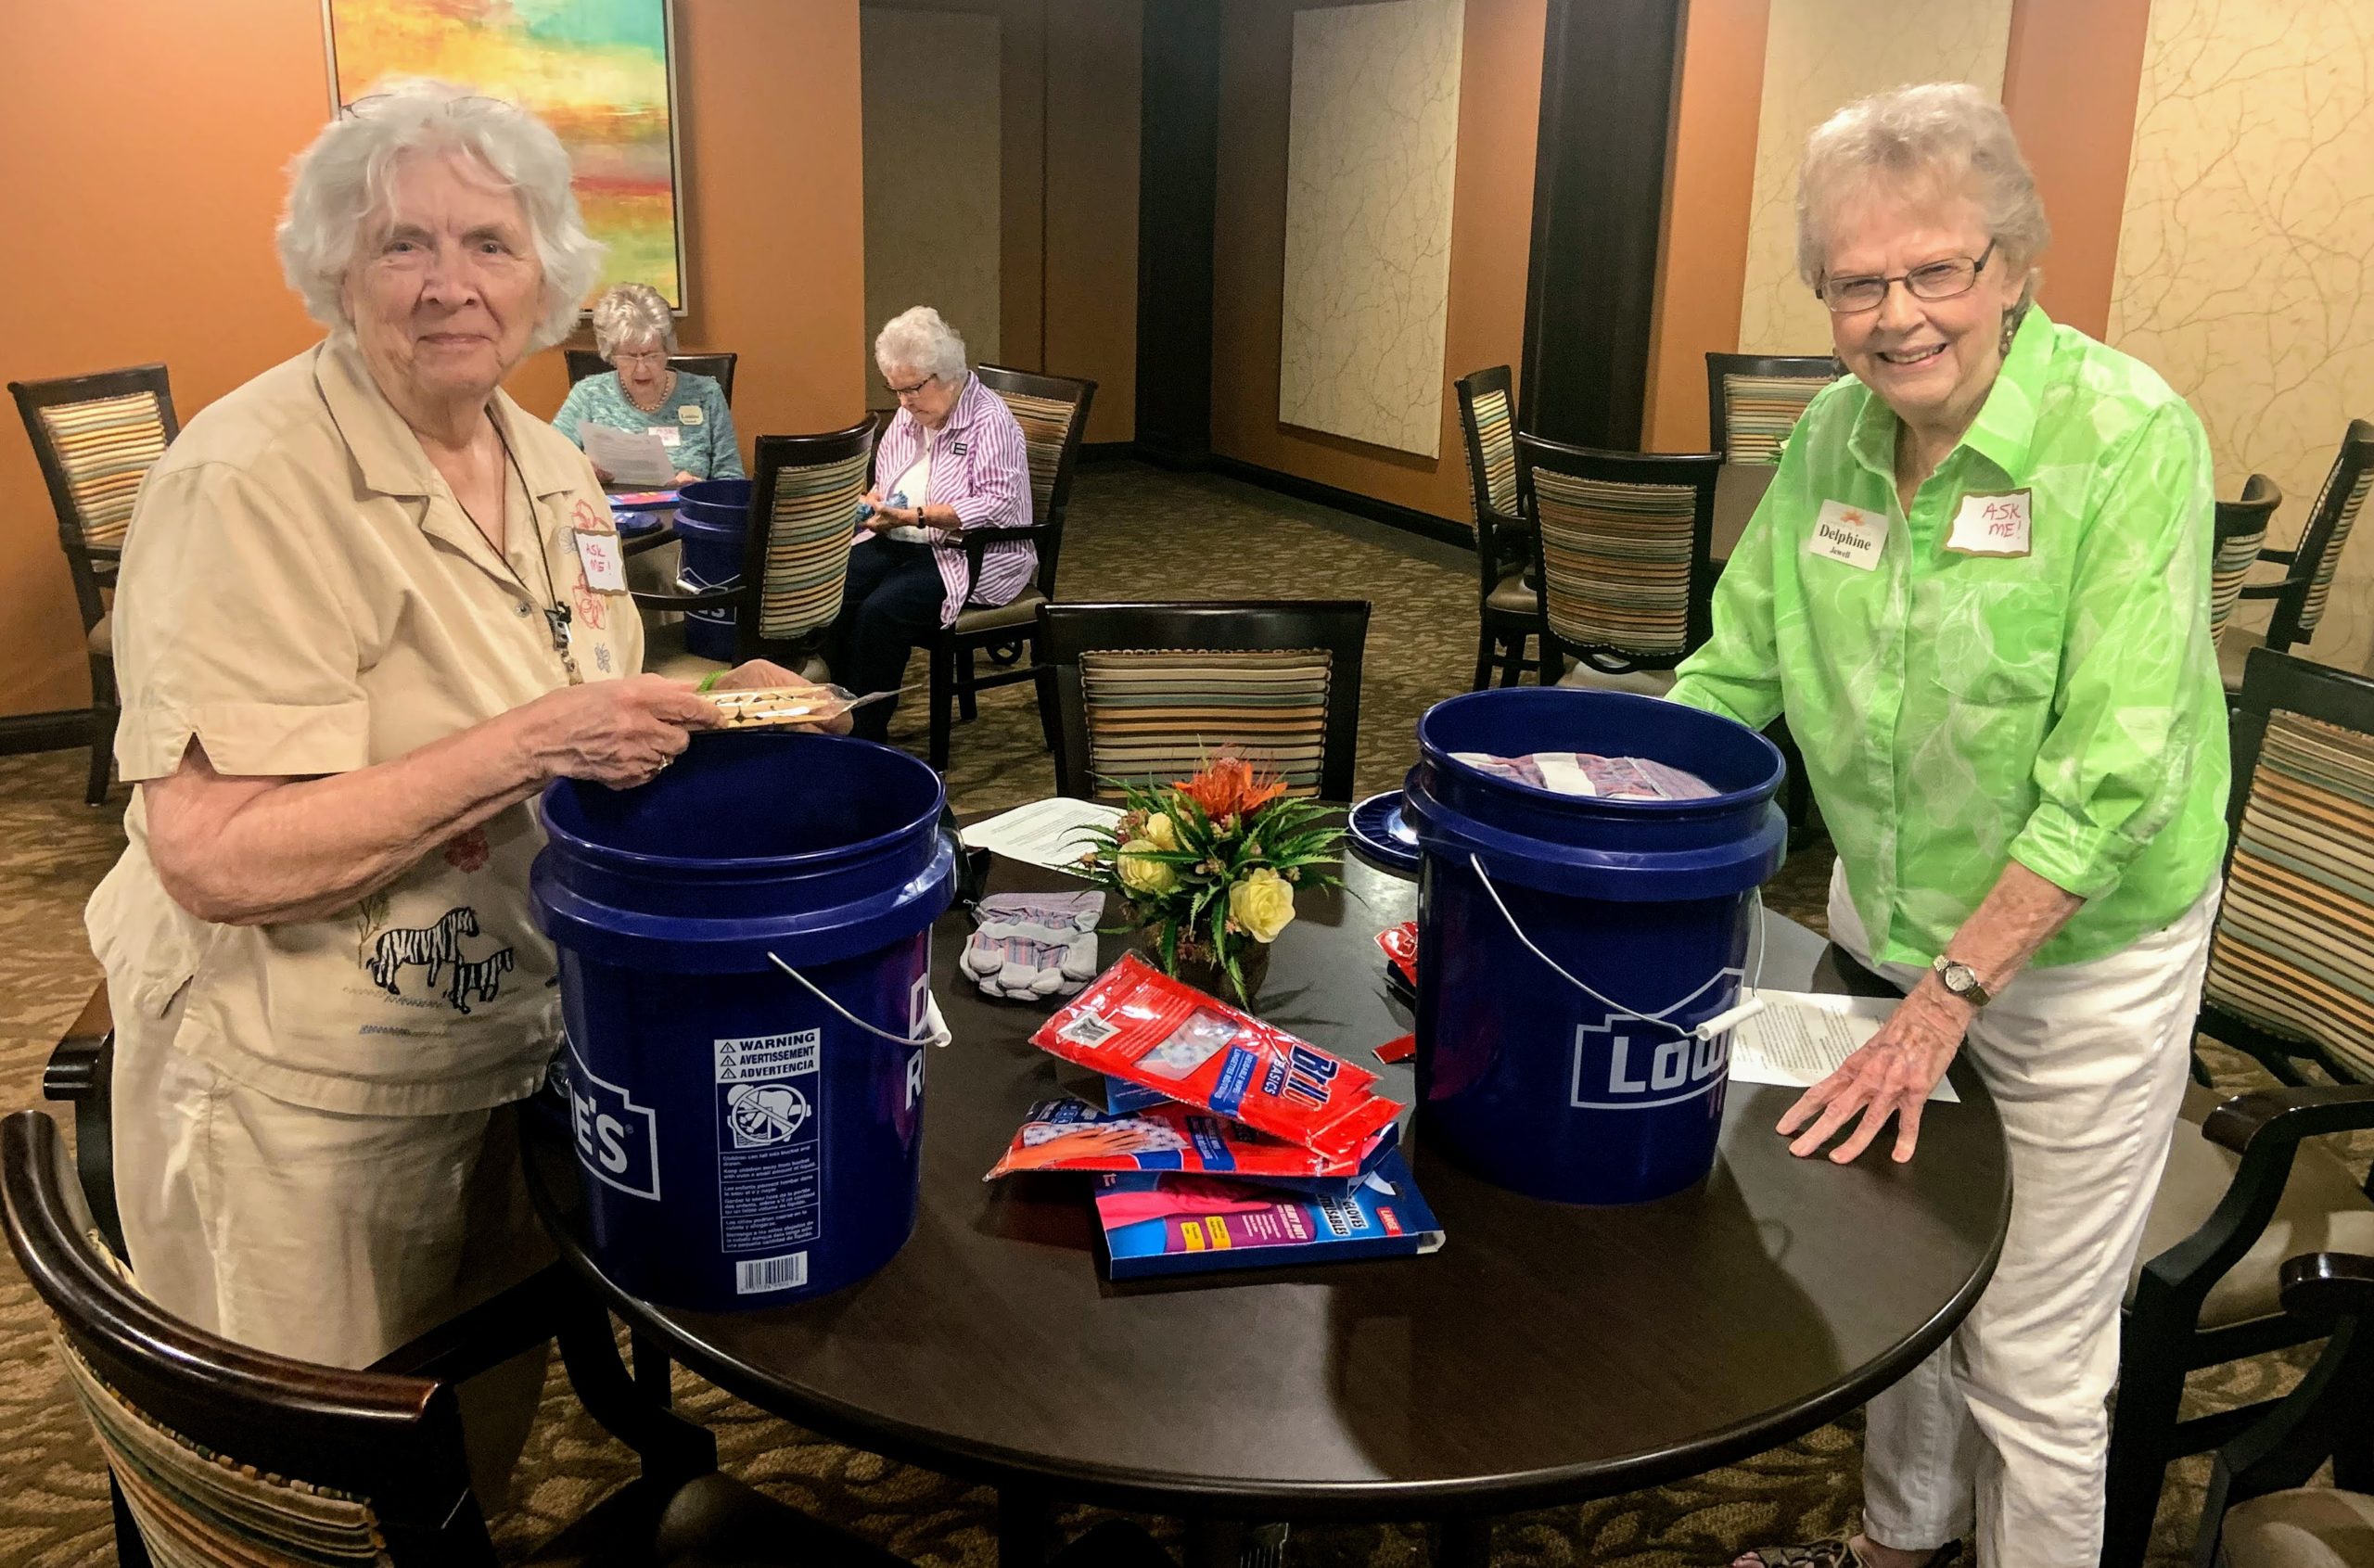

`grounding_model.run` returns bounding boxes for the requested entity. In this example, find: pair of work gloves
[962,891,1103,1001]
